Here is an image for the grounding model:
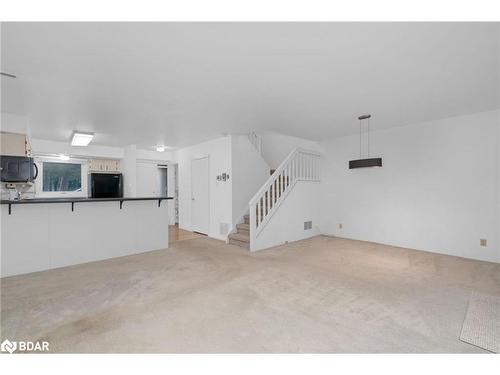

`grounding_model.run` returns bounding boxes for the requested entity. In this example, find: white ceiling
[1,22,499,149]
